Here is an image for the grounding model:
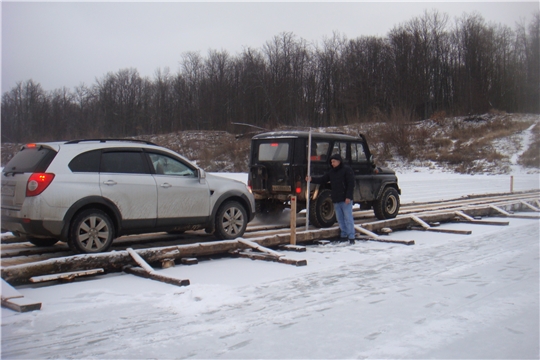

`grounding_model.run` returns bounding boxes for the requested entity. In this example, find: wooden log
[123,266,190,287]
[30,269,104,283]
